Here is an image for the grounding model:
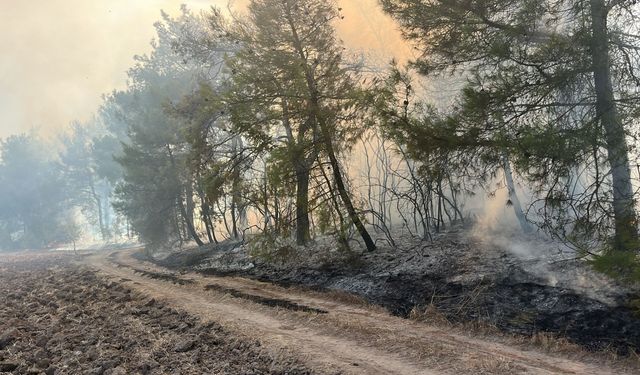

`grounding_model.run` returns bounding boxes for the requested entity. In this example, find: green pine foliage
[381,0,640,279]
